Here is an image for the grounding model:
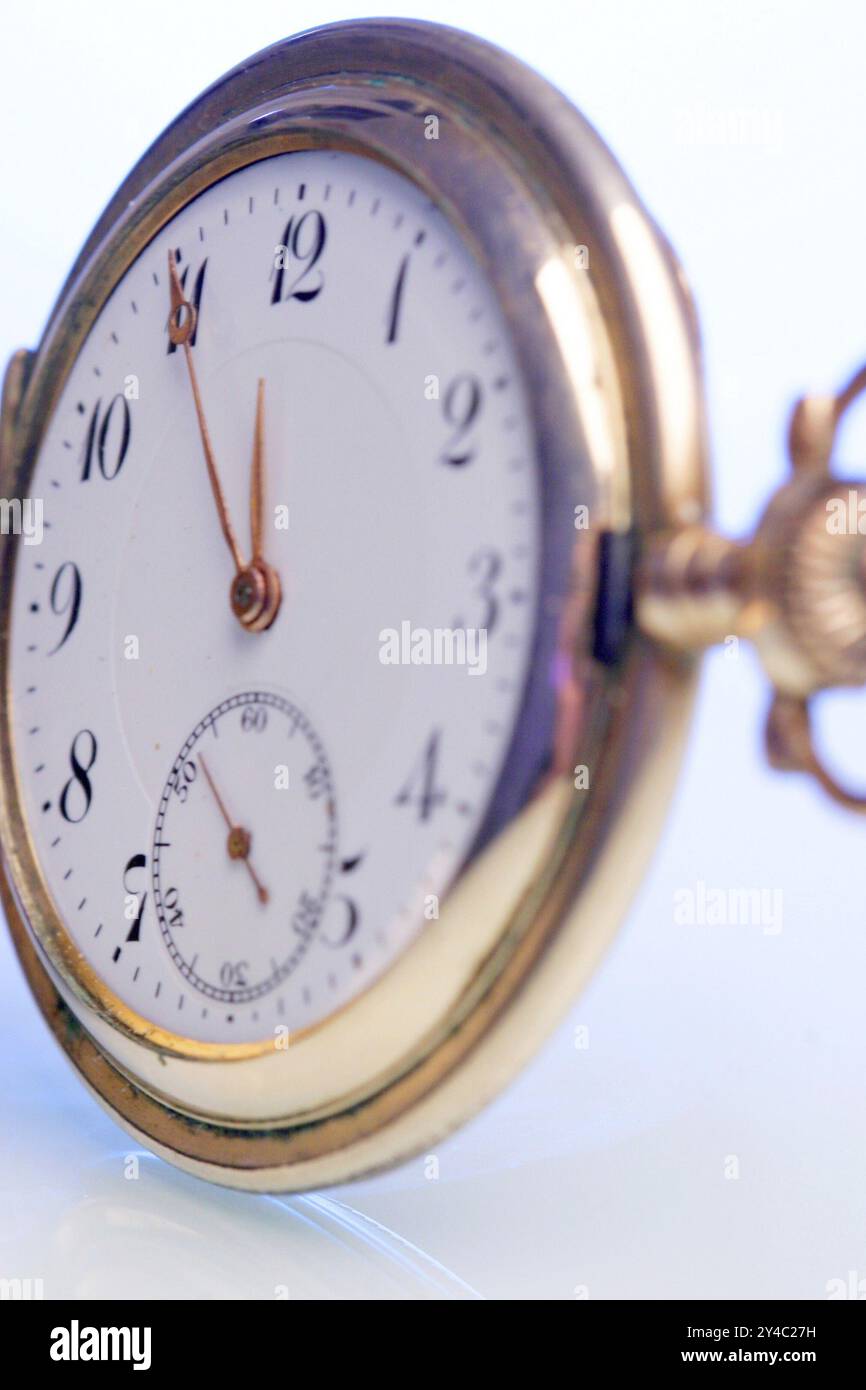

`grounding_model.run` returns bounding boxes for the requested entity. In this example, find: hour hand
[235,376,281,632]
